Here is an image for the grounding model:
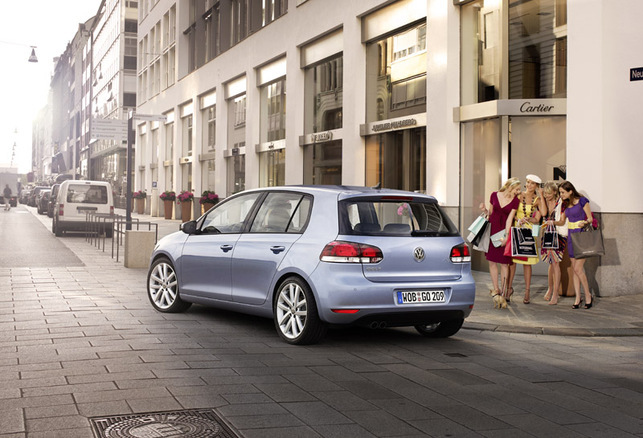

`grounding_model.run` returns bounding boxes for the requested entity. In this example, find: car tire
[53,219,63,237]
[147,257,191,313]
[274,276,327,345]
[414,318,464,338]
